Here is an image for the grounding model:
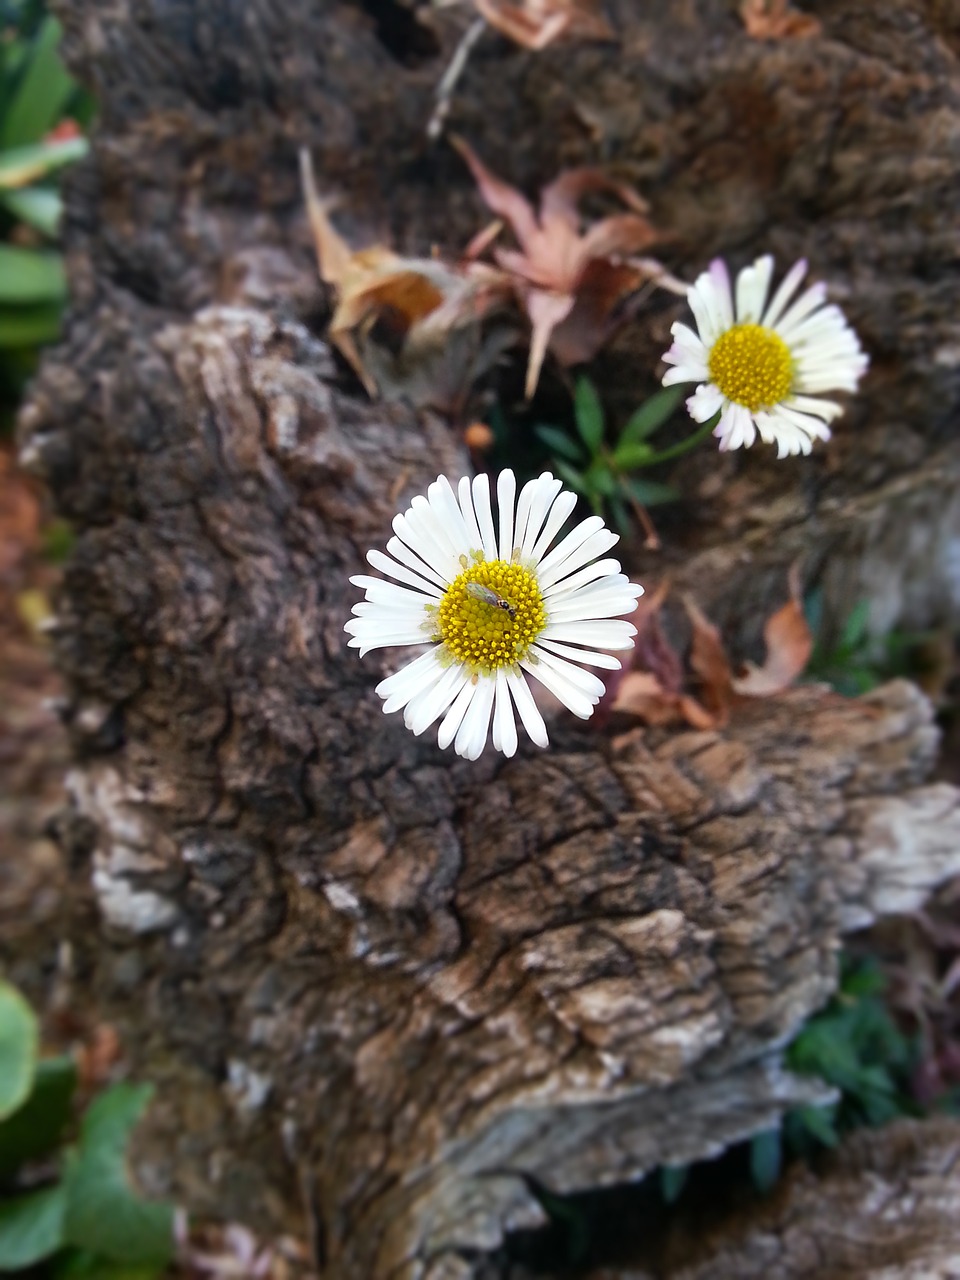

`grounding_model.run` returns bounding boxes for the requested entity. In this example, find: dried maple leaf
[610,573,814,730]
[453,136,683,397]
[732,564,813,696]
[608,583,719,730]
[684,594,735,724]
[472,0,613,50]
[740,0,822,40]
[301,150,511,408]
